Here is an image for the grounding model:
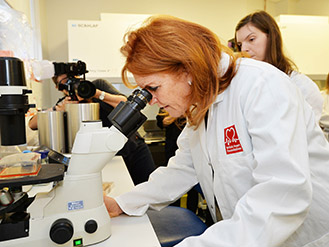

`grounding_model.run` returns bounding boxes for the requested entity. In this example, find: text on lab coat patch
[224,125,243,155]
